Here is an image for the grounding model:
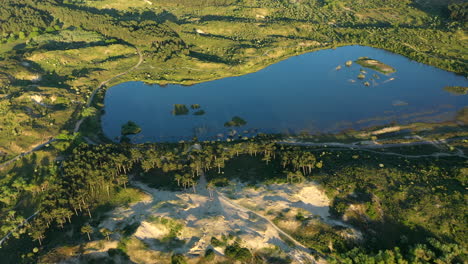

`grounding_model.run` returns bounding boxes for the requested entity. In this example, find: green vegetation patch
[356,57,396,74]
[172,104,189,115]
[224,243,252,262]
[148,216,184,241]
[193,110,206,116]
[1,131,468,262]
[190,104,201,109]
[171,254,188,264]
[121,121,141,135]
[207,154,285,184]
[224,116,247,127]
[444,86,468,95]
